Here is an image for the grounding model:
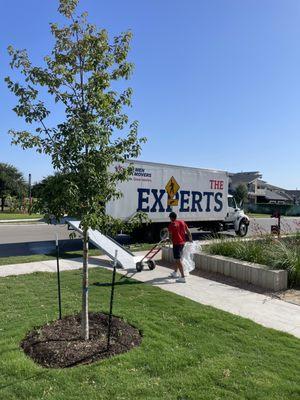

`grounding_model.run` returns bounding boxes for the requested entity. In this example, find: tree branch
[39,118,54,142]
